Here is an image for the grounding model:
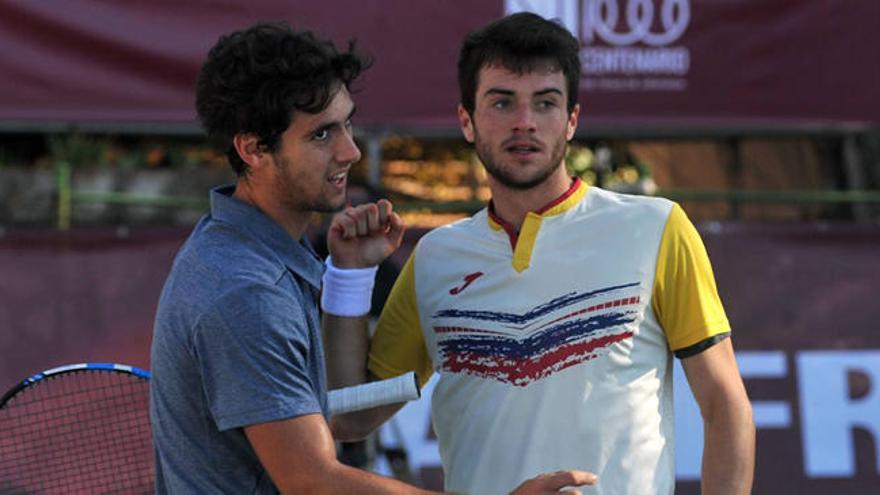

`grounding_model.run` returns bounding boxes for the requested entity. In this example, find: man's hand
[509,470,598,495]
[328,199,405,269]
